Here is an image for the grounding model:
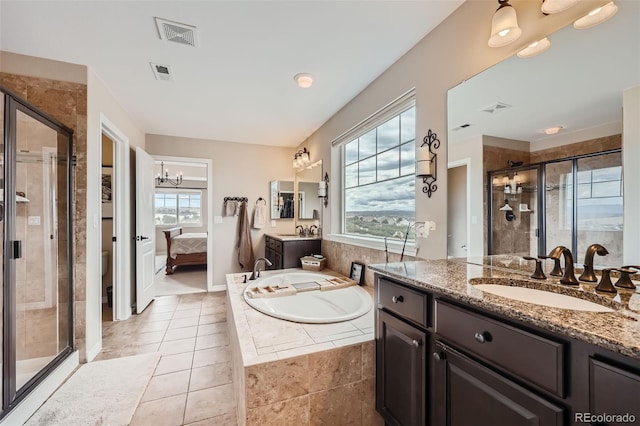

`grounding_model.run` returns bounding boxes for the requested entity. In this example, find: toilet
[102,251,109,278]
